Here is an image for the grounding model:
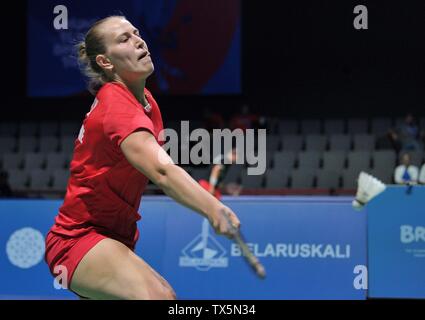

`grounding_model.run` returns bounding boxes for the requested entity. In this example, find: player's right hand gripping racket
[223,212,266,279]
